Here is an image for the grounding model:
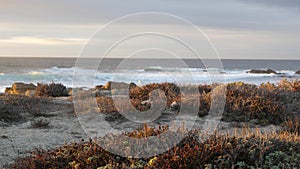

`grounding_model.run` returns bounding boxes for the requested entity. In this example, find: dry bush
[223,82,286,125]
[95,82,181,113]
[96,96,118,113]
[94,80,299,125]
[281,117,300,134]
[10,125,300,169]
[0,95,51,124]
[0,99,23,123]
[35,83,69,97]
[129,82,181,108]
[278,79,300,92]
